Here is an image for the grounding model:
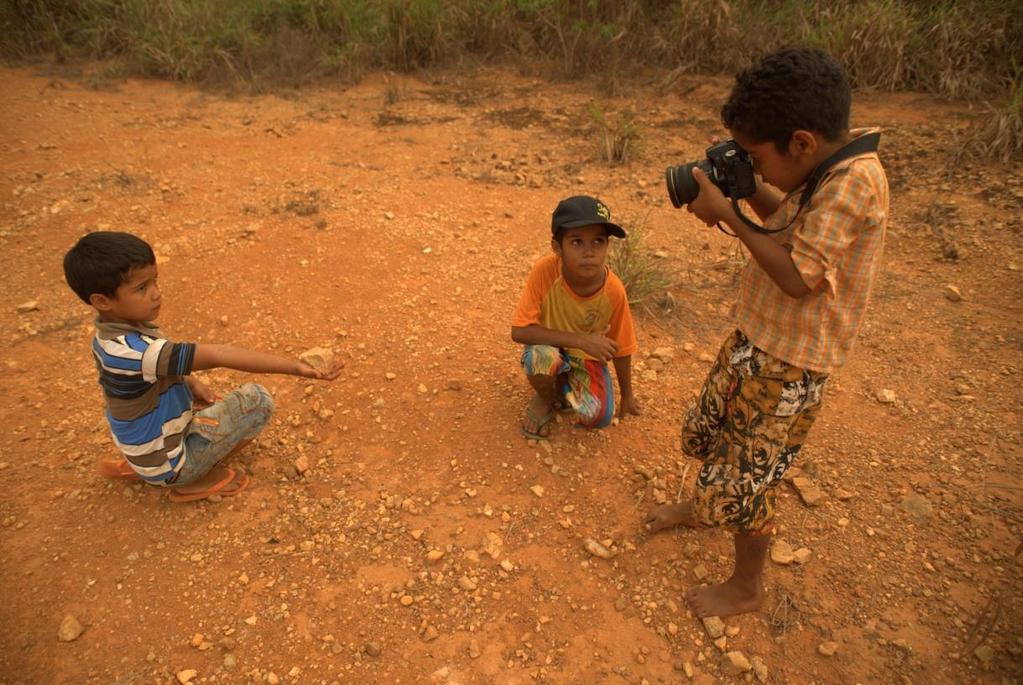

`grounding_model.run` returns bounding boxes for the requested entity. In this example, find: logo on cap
[596,202,610,221]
